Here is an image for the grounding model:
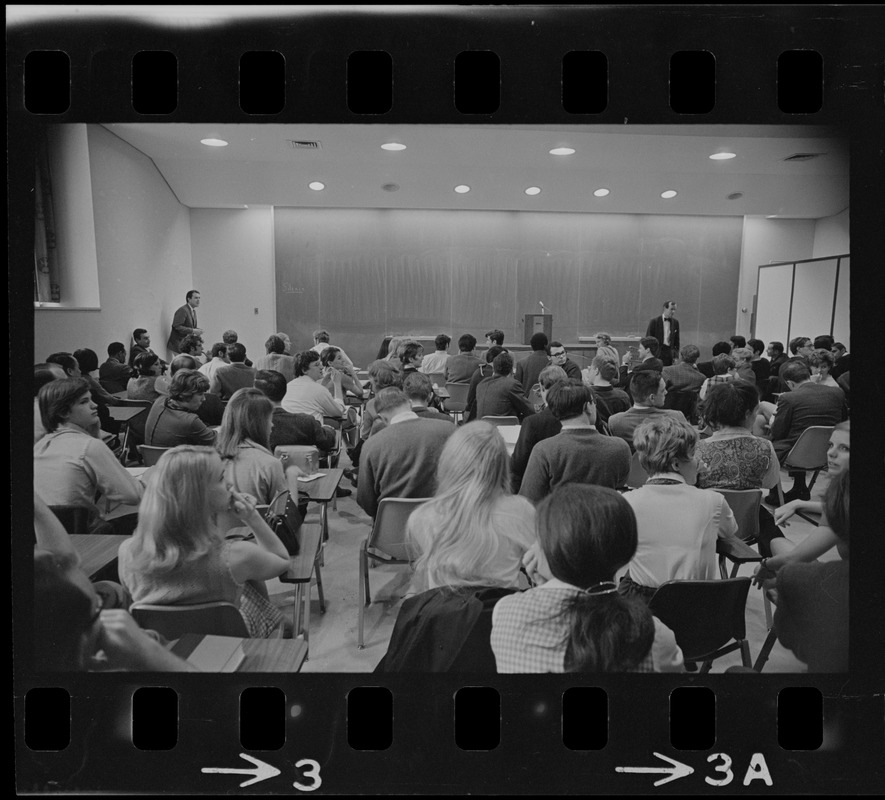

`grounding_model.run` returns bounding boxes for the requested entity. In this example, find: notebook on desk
[171,633,246,672]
